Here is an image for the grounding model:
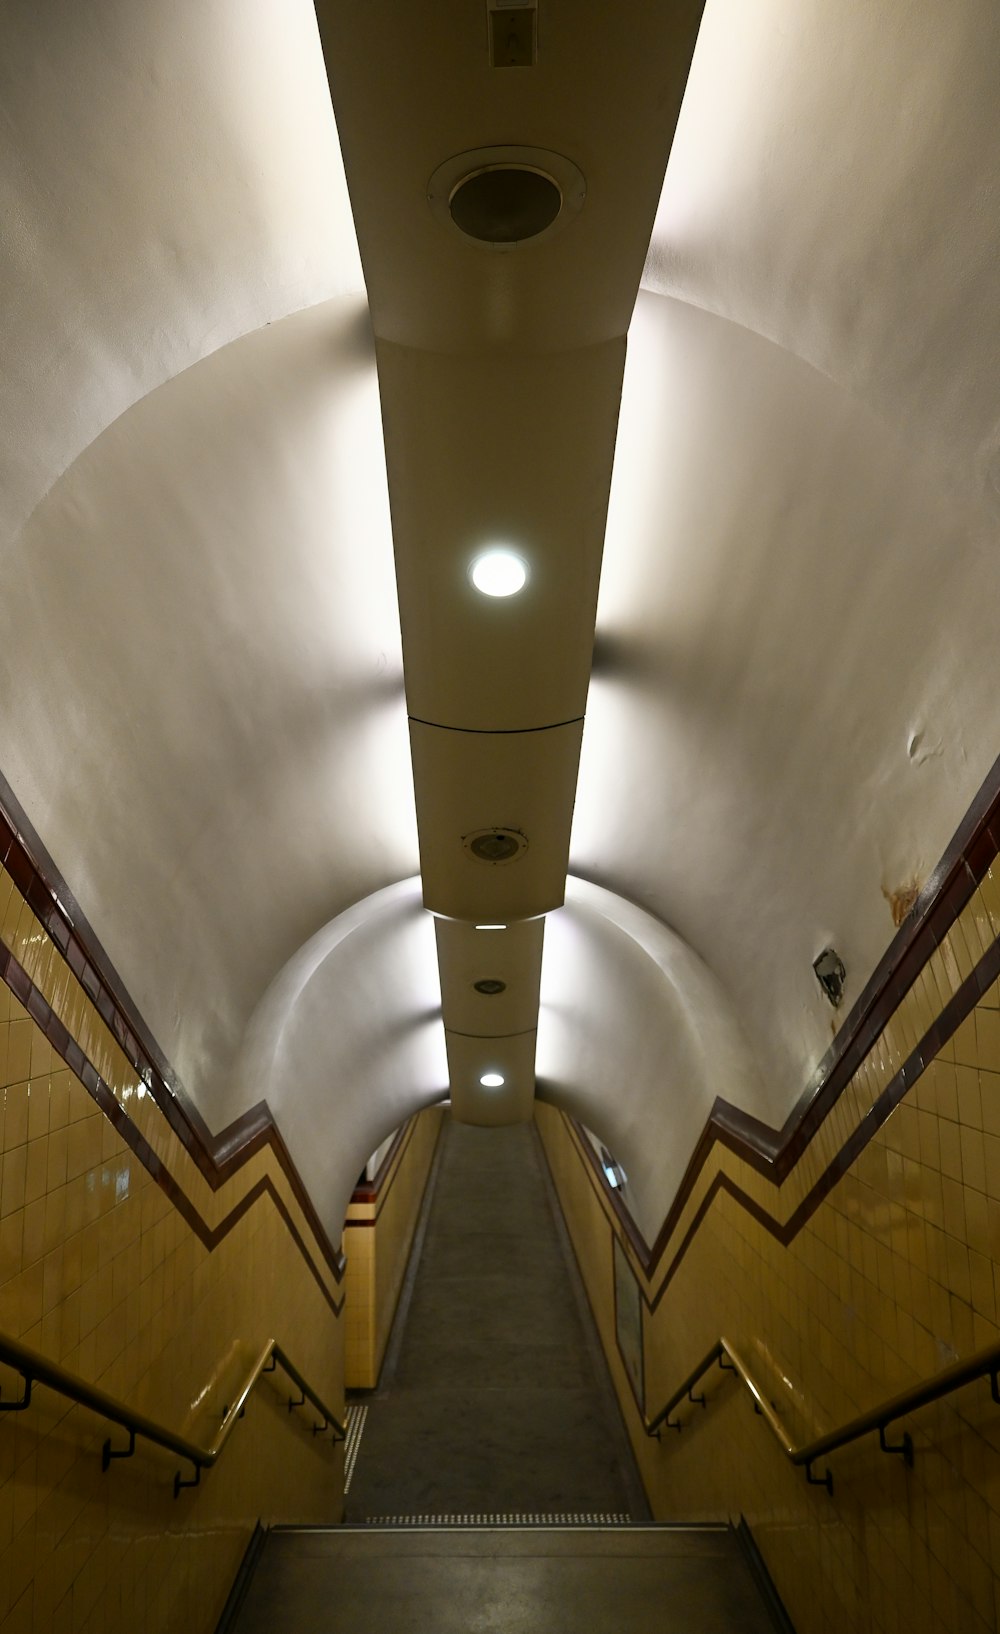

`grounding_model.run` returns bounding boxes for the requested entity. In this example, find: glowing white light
[476,924,507,930]
[479,1072,505,1088]
[470,550,528,598]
